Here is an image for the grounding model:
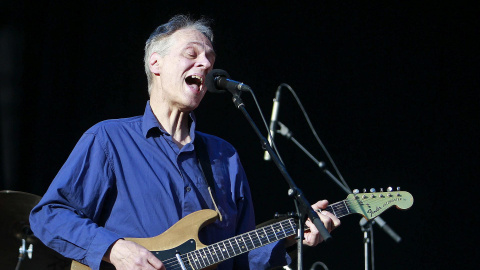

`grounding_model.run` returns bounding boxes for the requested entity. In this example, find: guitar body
[71,209,219,270]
